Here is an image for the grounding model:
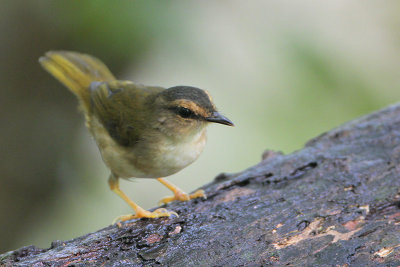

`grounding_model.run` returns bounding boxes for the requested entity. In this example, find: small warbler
[39,51,233,222]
